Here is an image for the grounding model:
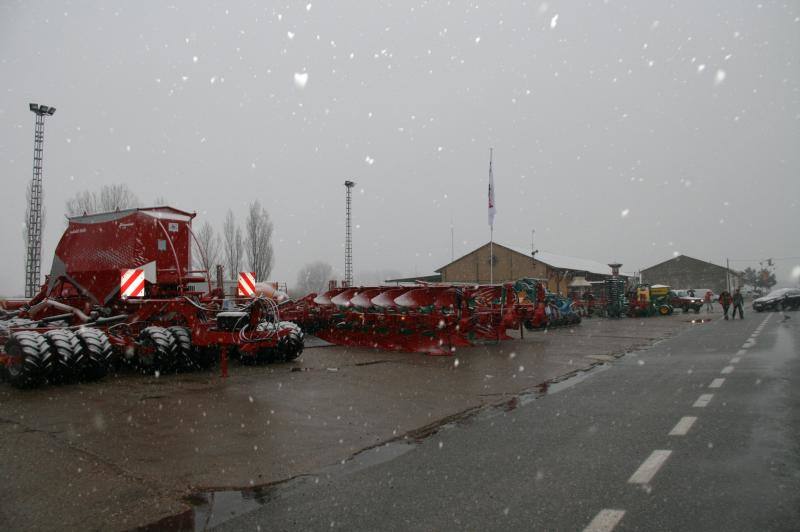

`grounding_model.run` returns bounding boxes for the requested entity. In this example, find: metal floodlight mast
[24,103,56,298]
[344,180,355,287]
